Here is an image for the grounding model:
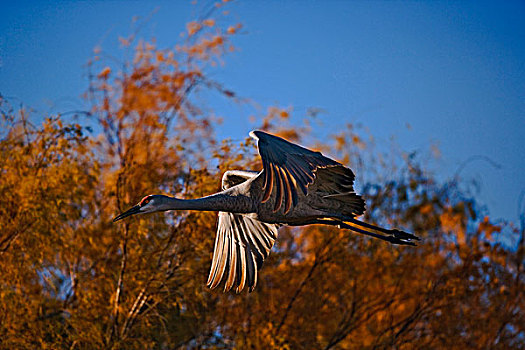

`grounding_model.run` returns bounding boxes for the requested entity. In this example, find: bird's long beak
[113,205,141,222]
